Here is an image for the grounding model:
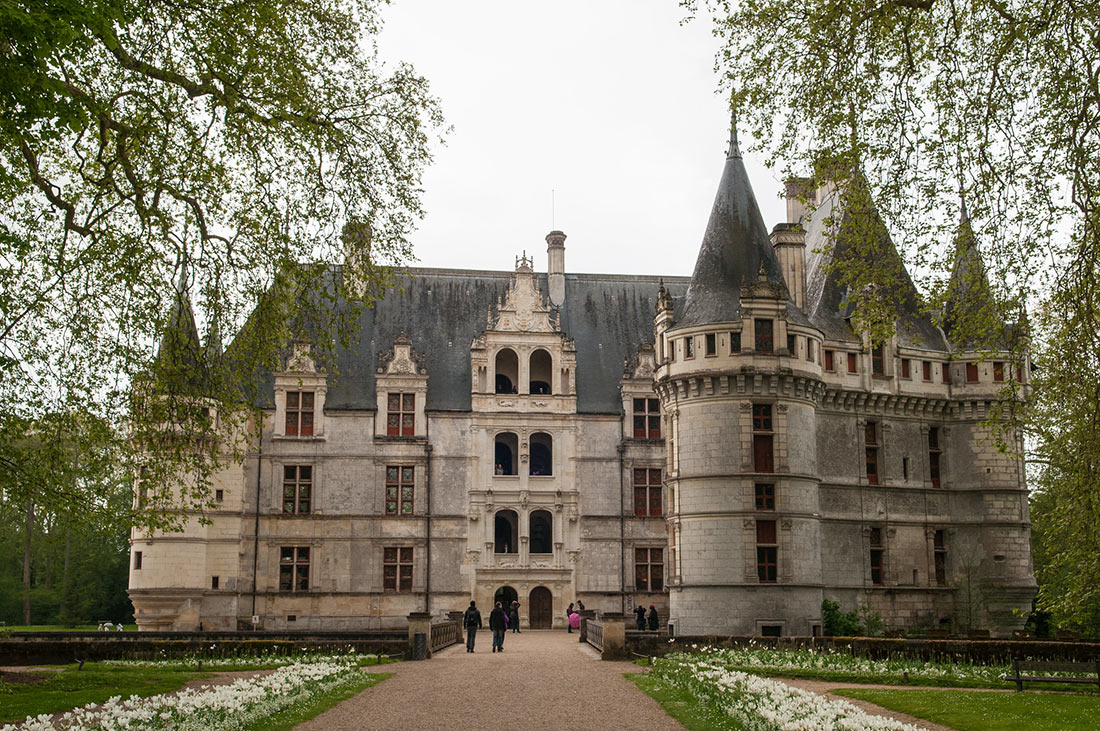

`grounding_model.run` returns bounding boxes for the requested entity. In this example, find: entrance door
[494,585,518,609]
[529,586,552,629]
